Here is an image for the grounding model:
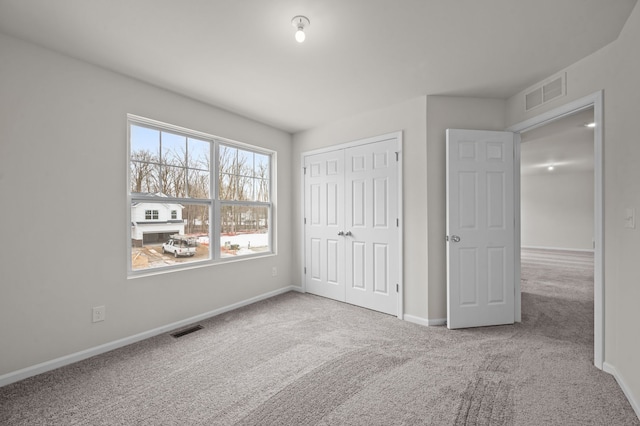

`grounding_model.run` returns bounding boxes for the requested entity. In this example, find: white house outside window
[128,115,273,274]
